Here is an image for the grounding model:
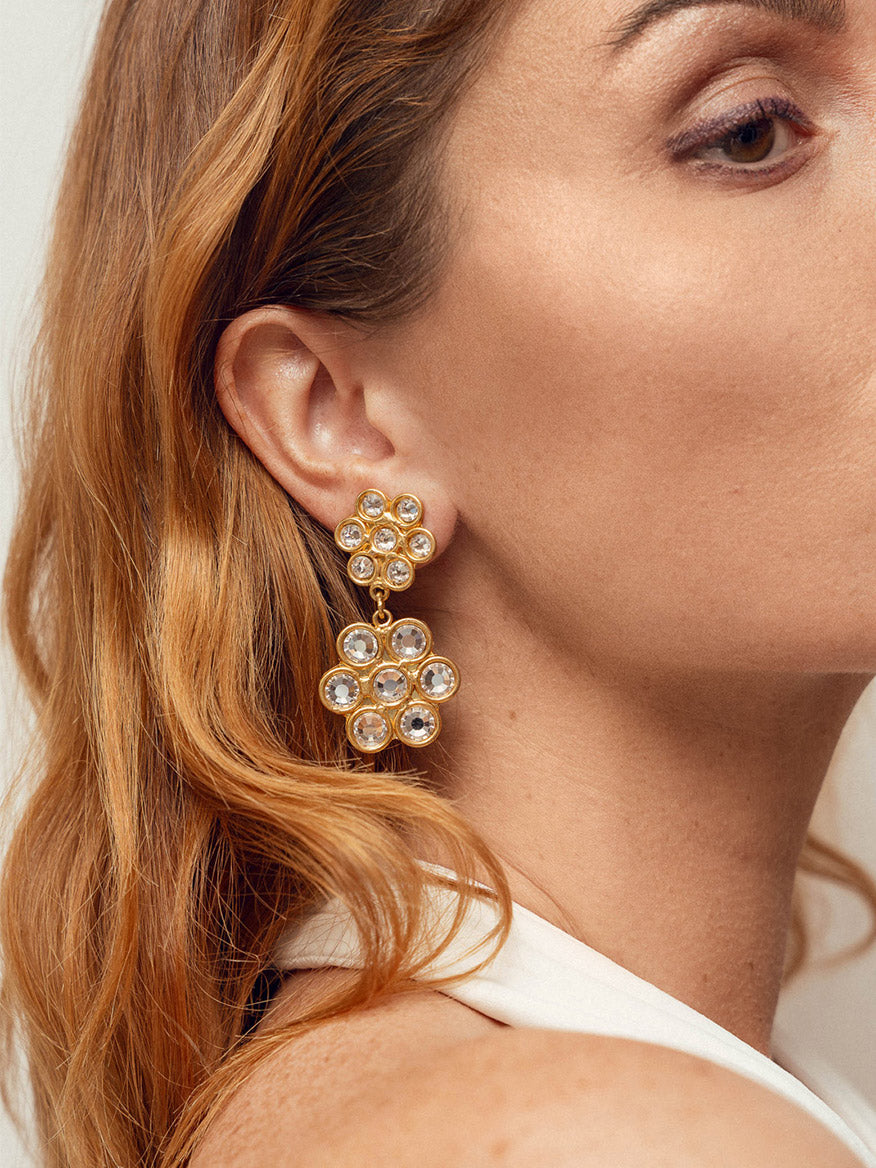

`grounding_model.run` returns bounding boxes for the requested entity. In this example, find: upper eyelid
[665,97,815,154]
[644,40,829,123]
